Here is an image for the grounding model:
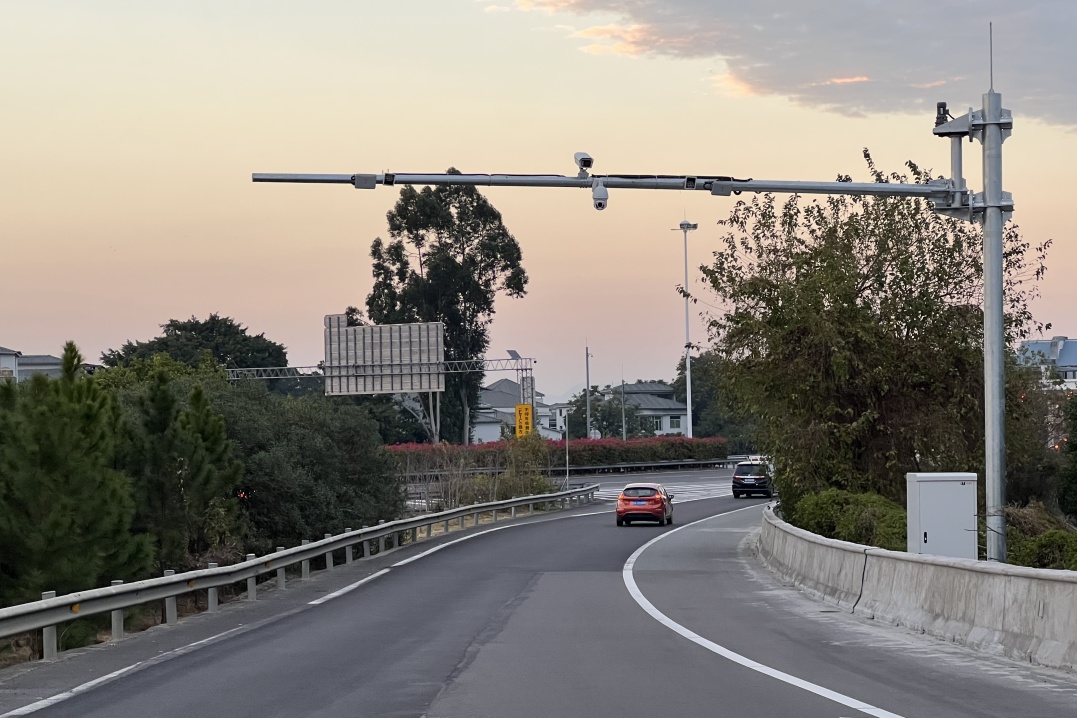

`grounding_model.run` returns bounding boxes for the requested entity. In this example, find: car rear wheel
[733,491,742,499]
[667,514,674,526]
[616,517,624,526]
